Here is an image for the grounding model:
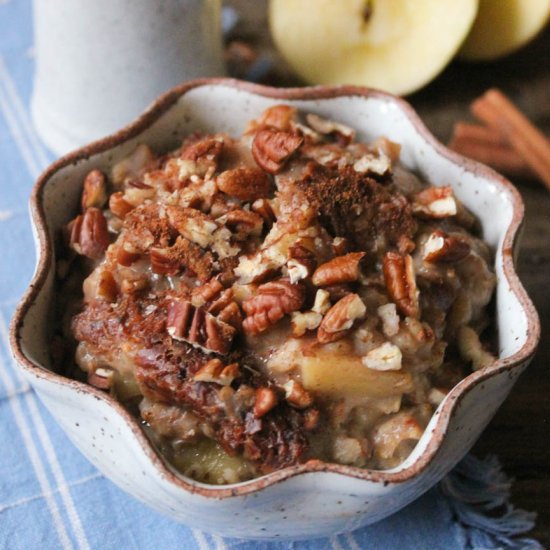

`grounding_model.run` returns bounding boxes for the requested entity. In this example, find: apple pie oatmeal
[56,104,497,484]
